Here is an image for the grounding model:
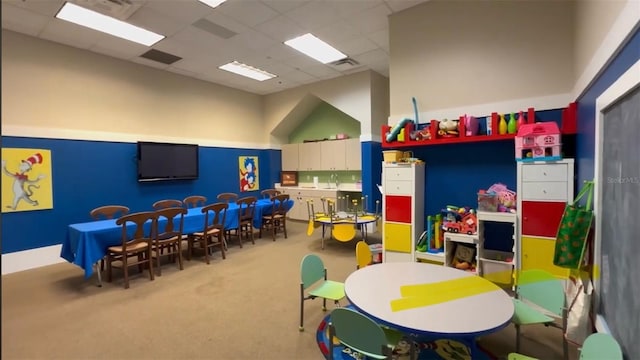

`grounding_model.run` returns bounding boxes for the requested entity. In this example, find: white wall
[1,30,265,148]
[389,0,575,117]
